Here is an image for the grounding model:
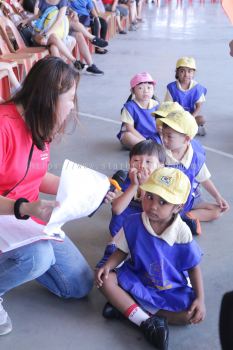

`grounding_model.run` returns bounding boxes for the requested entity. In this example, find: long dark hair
[12,57,79,150]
